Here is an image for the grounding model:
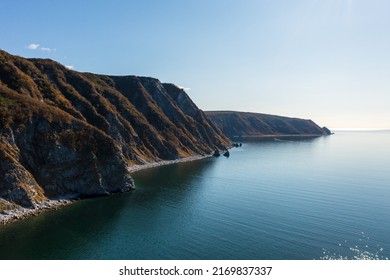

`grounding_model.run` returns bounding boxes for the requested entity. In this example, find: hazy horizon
[1,0,389,129]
